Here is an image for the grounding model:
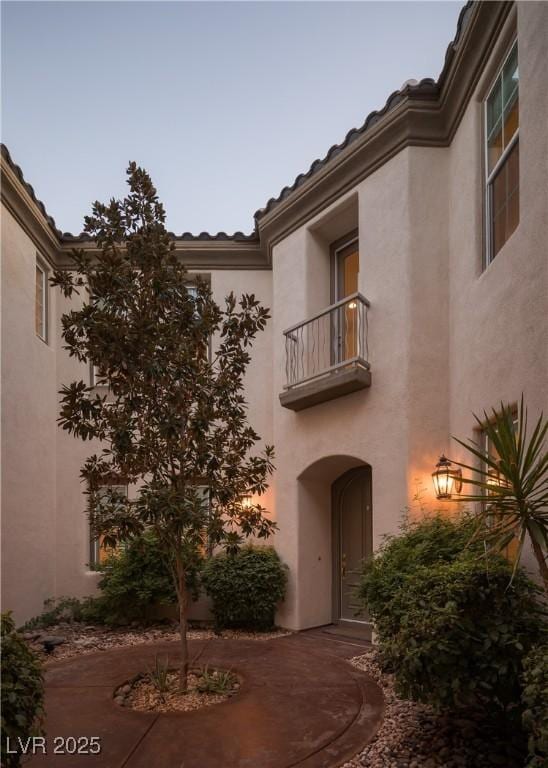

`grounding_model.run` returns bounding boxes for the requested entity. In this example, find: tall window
[485,42,519,265]
[35,259,48,341]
